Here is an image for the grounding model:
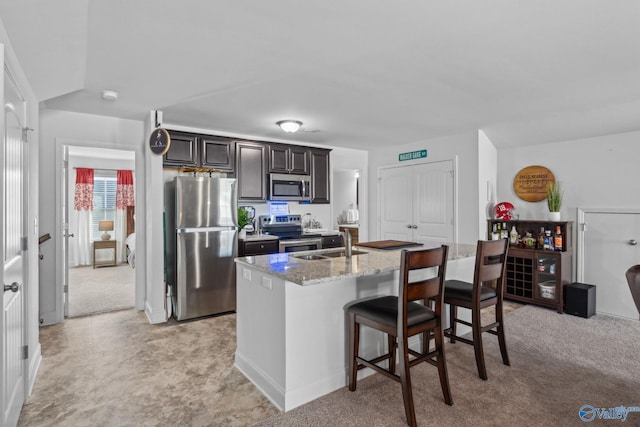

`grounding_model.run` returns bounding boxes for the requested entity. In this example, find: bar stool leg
[471,306,488,380]
[388,334,397,374]
[496,301,510,366]
[398,335,417,427]
[434,325,453,405]
[348,313,359,391]
[448,304,458,343]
